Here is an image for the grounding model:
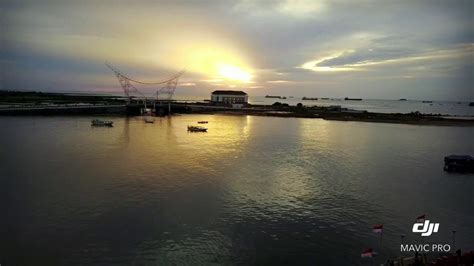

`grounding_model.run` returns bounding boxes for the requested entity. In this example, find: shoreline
[1,90,473,126]
[187,110,474,127]
[2,109,473,127]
